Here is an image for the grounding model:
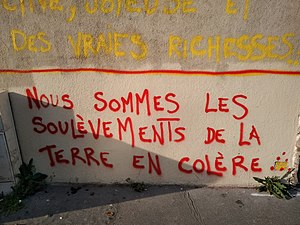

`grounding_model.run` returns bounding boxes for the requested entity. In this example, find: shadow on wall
[1,90,222,221]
